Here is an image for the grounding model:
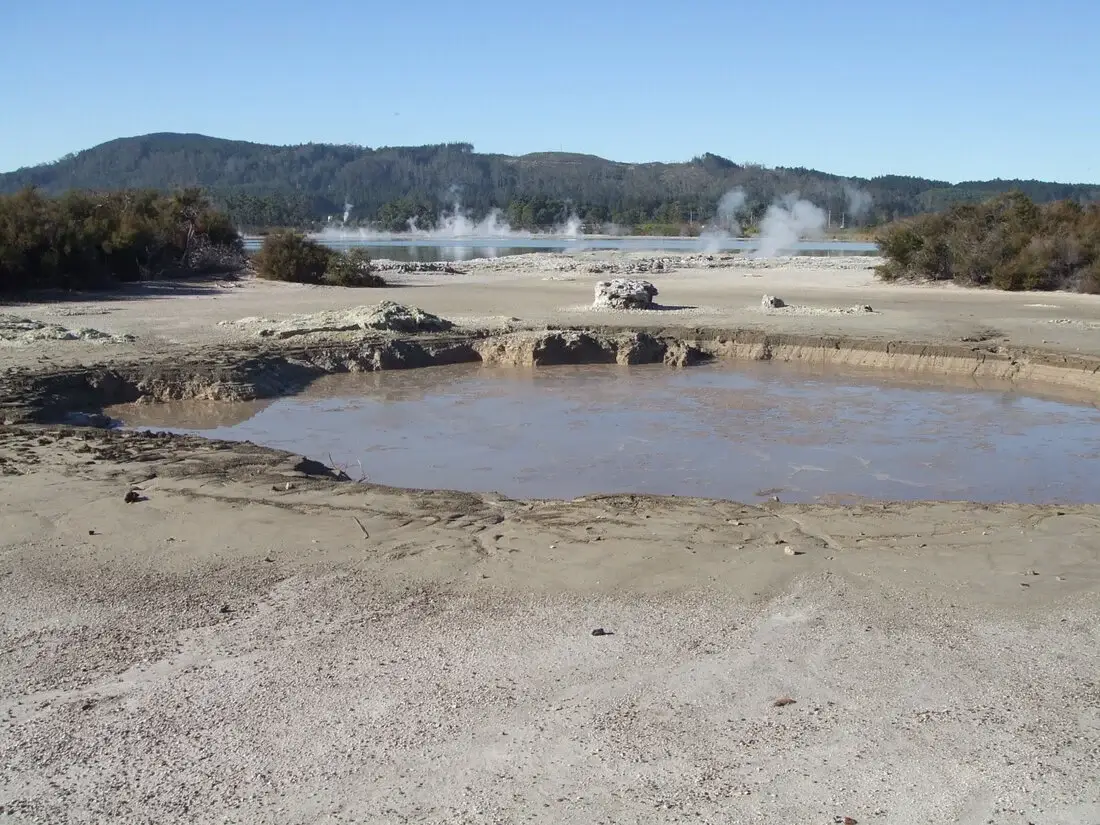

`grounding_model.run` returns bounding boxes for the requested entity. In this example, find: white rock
[252,301,455,339]
[593,279,659,310]
[0,314,135,346]
[761,294,787,309]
